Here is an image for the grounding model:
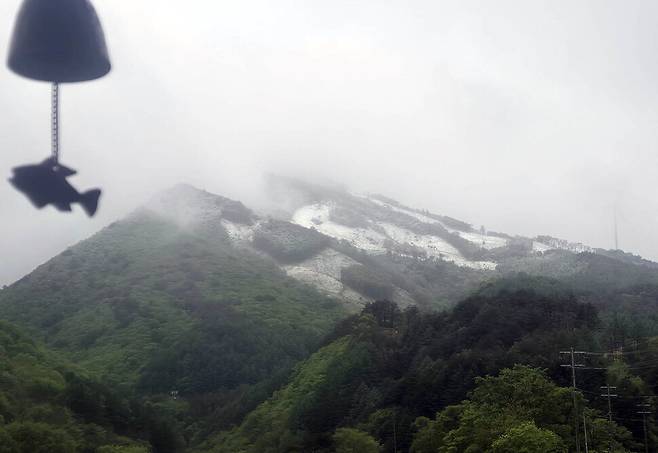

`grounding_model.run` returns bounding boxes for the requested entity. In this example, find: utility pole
[392,409,397,453]
[614,205,619,250]
[583,414,589,453]
[561,348,586,453]
[600,385,617,453]
[637,403,651,453]
[600,385,617,422]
